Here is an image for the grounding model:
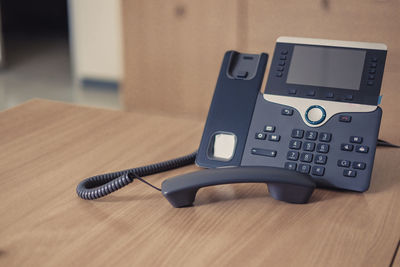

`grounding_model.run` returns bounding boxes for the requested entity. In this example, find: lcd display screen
[286,45,366,90]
